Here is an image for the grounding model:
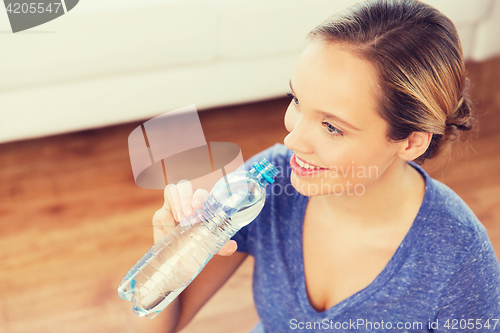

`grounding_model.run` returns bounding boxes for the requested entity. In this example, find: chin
[290,171,369,197]
[290,172,334,197]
